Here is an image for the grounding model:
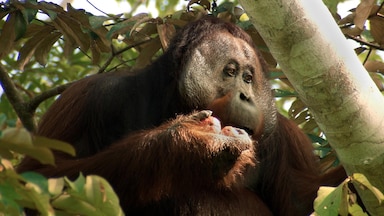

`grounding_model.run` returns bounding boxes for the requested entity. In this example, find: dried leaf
[134,37,162,69]
[354,47,367,55]
[364,60,384,73]
[340,26,363,36]
[369,16,384,46]
[370,73,384,91]
[129,16,153,36]
[35,31,62,66]
[107,13,150,40]
[90,40,101,65]
[17,26,55,70]
[187,0,200,10]
[24,23,47,38]
[354,0,375,30]
[157,23,176,50]
[234,7,244,18]
[217,11,235,22]
[89,16,113,29]
[199,0,211,10]
[338,13,355,26]
[53,14,90,51]
[289,99,306,118]
[302,119,318,133]
[95,35,111,53]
